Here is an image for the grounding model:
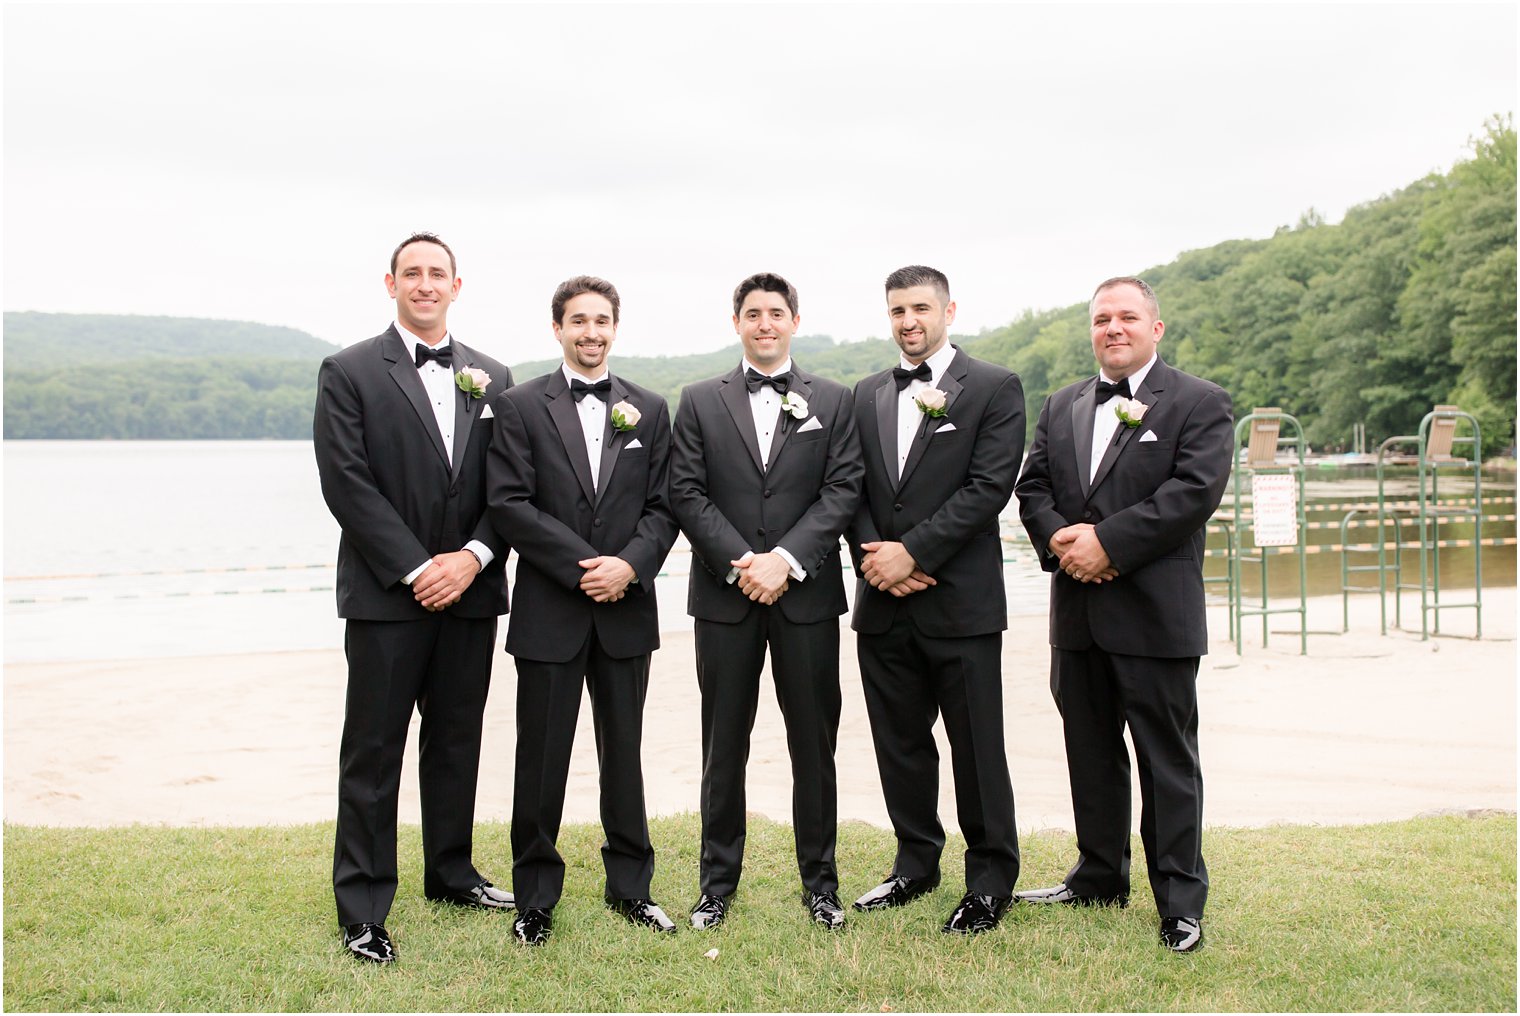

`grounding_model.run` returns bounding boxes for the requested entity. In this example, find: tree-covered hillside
[3,312,339,366]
